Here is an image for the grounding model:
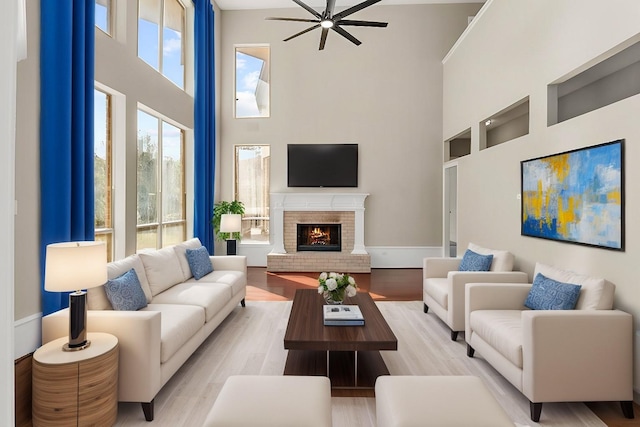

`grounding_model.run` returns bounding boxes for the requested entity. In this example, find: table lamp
[220,214,242,255]
[44,241,108,351]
